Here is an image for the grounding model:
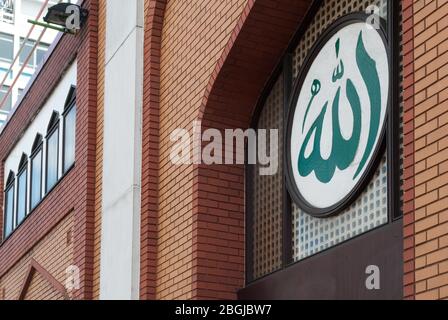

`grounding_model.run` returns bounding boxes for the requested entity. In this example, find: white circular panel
[287,17,389,215]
